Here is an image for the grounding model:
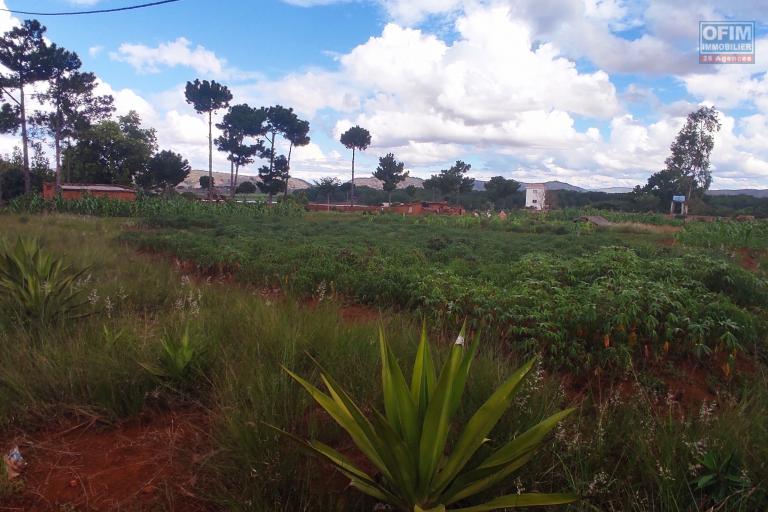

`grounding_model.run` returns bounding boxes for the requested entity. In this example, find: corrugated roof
[60,184,135,193]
